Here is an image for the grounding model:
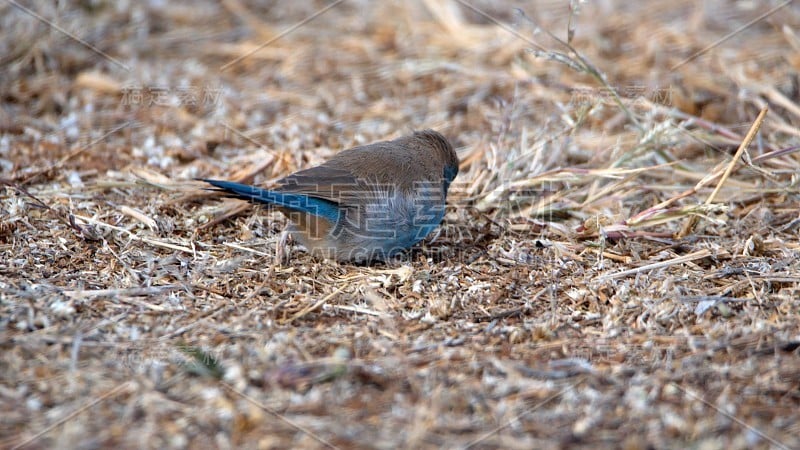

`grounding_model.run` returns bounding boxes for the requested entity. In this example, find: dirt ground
[2,1,799,448]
